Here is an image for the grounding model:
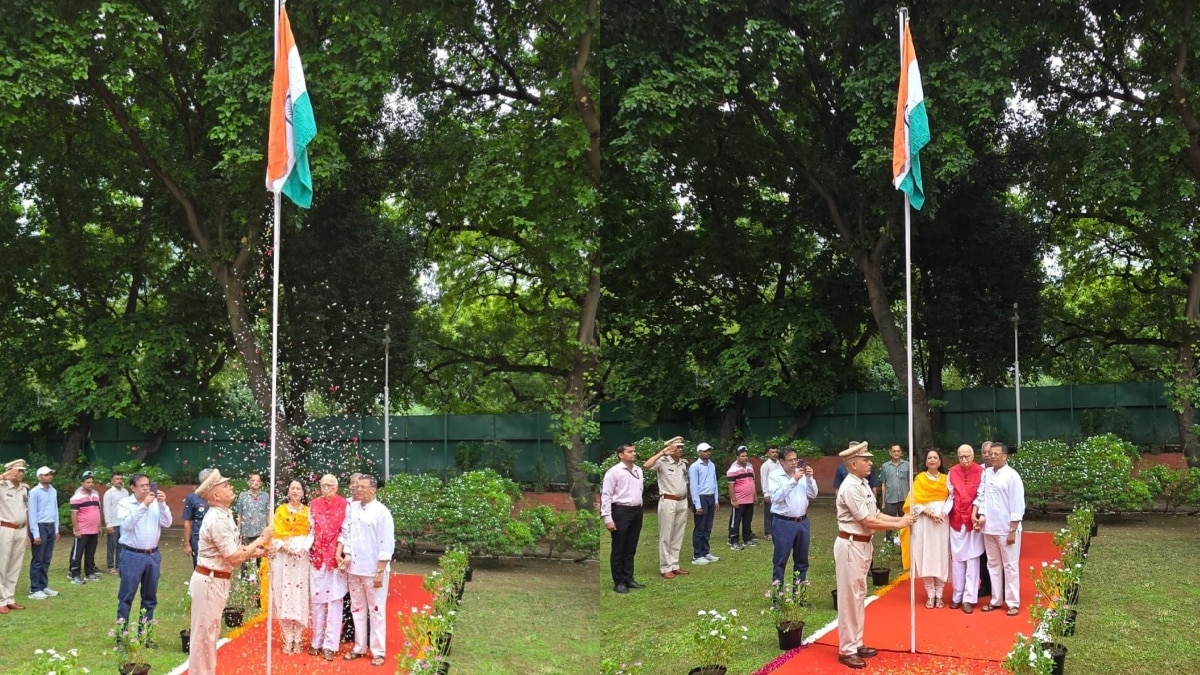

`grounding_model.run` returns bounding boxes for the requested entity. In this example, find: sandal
[343,651,366,661]
[1006,606,1020,616]
[935,598,945,608]
[980,603,1000,612]
[925,597,935,609]
[370,656,386,666]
